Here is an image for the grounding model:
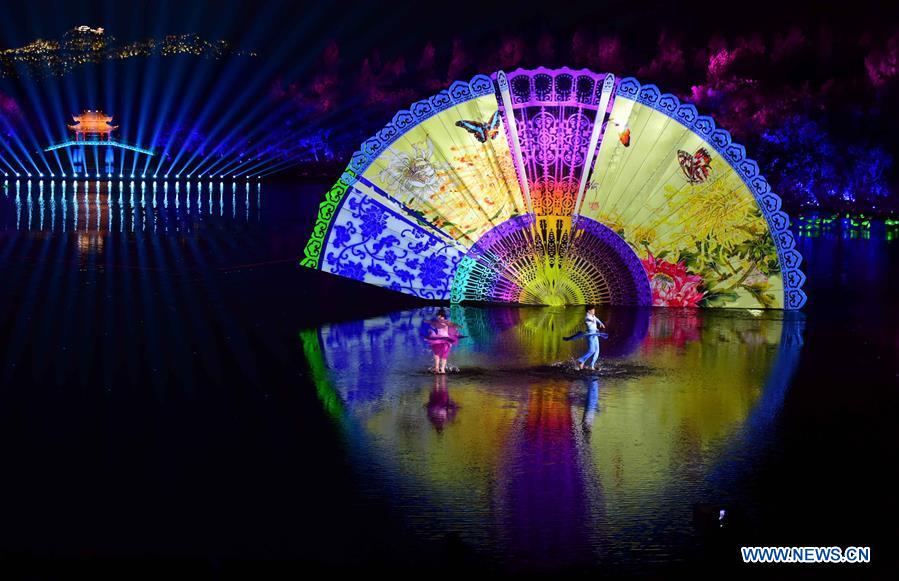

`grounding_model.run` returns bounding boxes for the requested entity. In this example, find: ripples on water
[304,306,804,570]
[0,181,896,575]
